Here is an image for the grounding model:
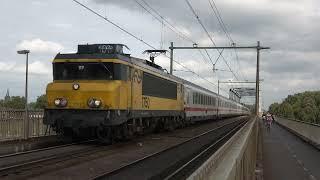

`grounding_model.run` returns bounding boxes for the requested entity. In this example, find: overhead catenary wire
[184,0,239,80]
[133,0,214,66]
[207,0,246,80]
[71,0,229,93]
[139,0,216,66]
[72,0,156,50]
[207,0,233,44]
